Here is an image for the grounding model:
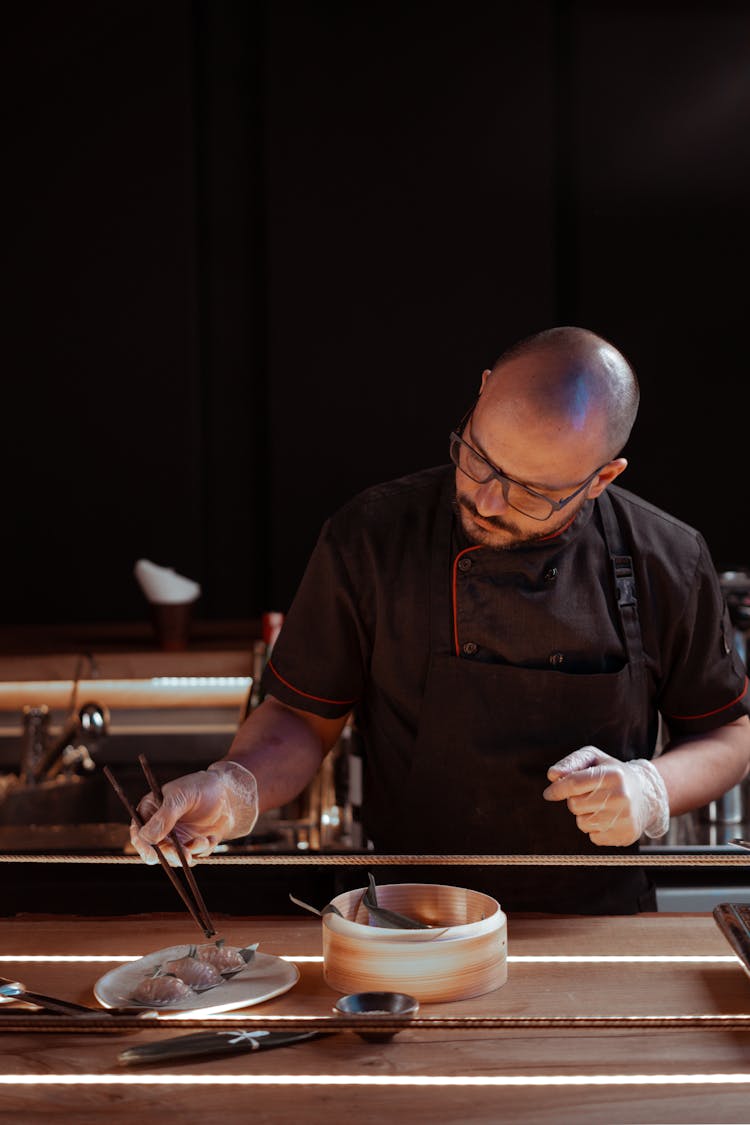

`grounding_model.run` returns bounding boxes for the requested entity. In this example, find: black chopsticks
[136,754,218,938]
[103,758,217,940]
